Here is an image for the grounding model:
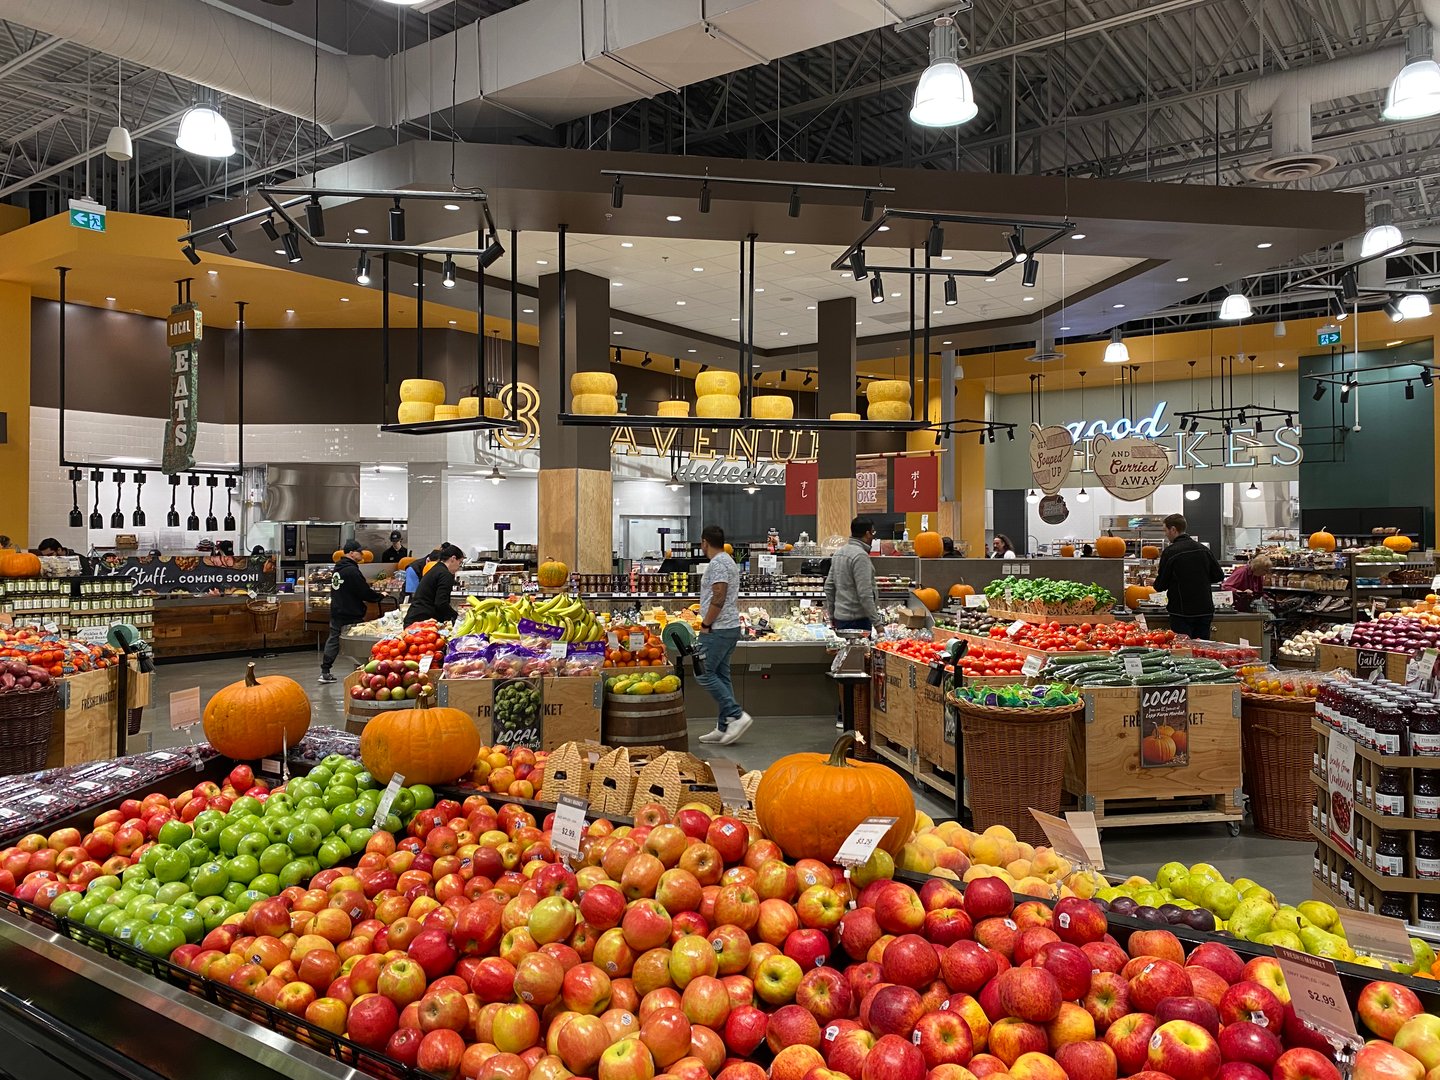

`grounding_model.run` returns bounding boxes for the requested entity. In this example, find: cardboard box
[438,676,603,751]
[48,665,126,767]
